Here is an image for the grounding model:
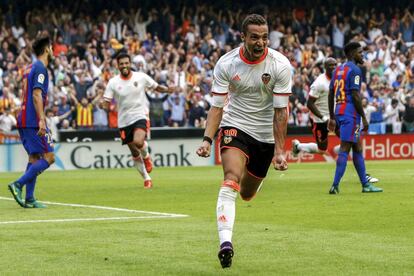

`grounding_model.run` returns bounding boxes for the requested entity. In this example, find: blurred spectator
[368,91,386,134]
[403,96,414,132]
[70,90,101,129]
[108,99,118,128]
[188,92,207,128]
[169,95,186,127]
[146,92,169,127]
[0,107,16,132]
[45,107,73,142]
[384,99,404,134]
[362,97,377,124]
